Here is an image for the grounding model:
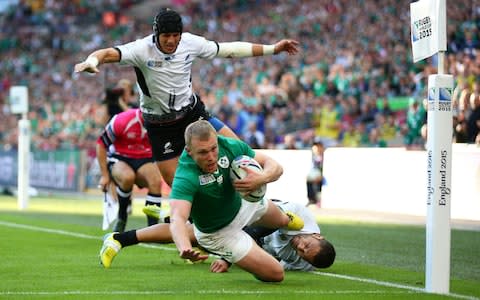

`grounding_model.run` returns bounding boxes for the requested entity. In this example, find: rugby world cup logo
[411,16,432,42]
[438,87,452,102]
[428,88,435,111]
[428,87,452,111]
[438,87,452,112]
